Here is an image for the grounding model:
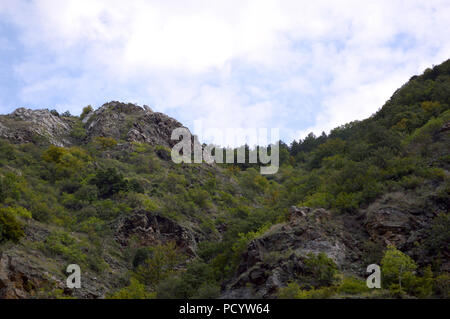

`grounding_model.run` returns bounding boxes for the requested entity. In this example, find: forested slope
[0,60,449,299]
